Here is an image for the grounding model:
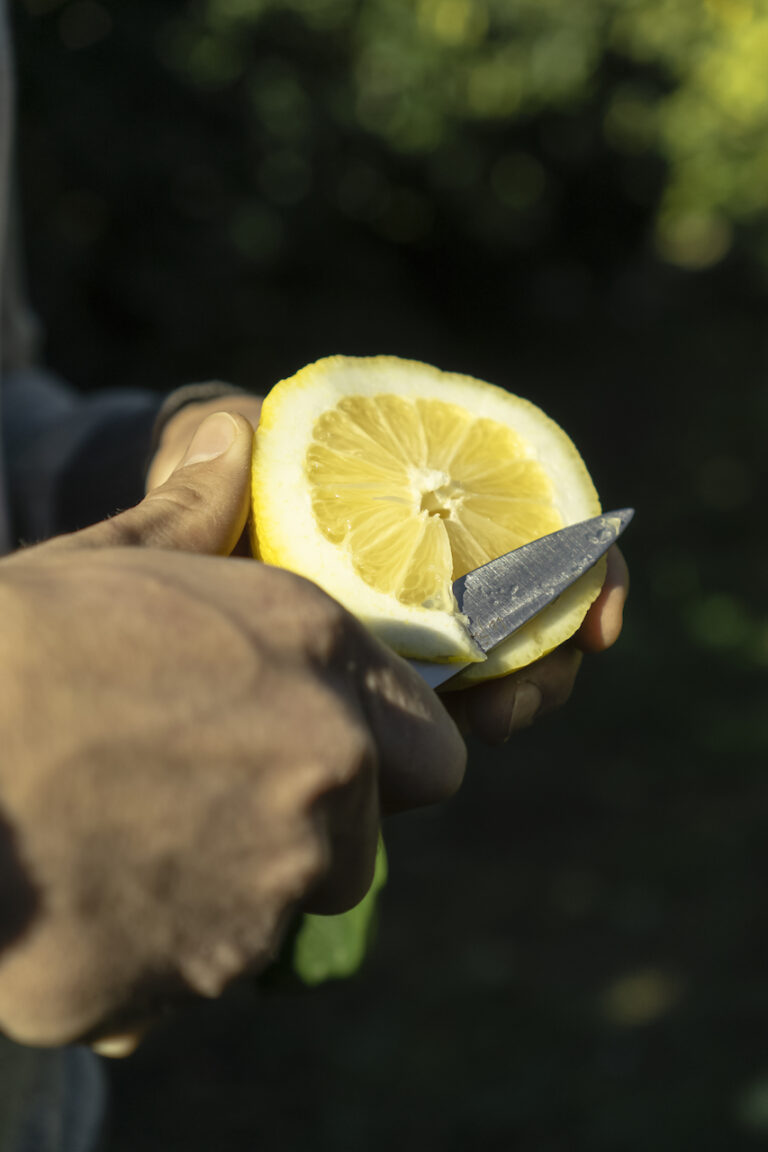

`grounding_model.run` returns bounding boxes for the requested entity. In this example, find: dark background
[11,0,768,1148]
